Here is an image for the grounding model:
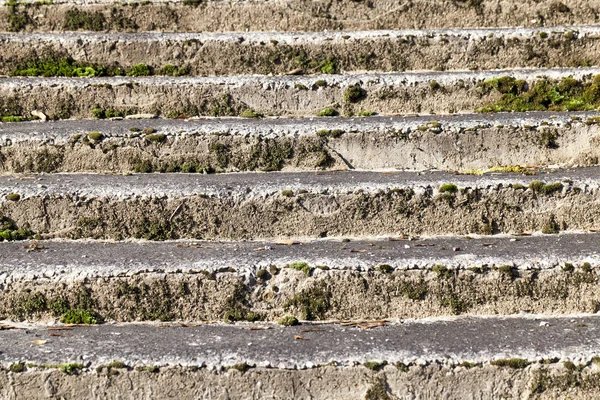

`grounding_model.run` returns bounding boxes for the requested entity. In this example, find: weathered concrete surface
[3,69,600,119]
[2,364,600,400]
[0,27,598,75]
[1,316,599,367]
[1,236,600,321]
[2,111,600,172]
[2,0,600,33]
[1,170,600,240]
[1,317,600,399]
